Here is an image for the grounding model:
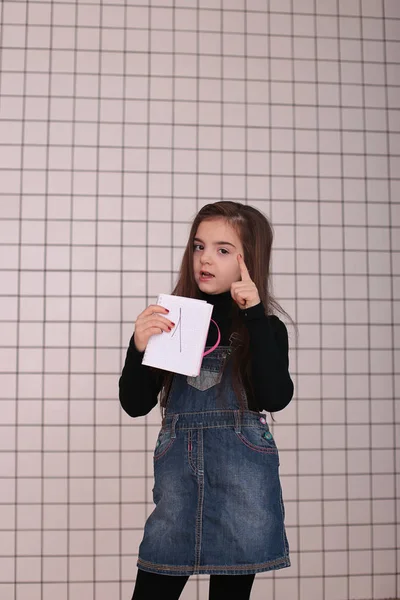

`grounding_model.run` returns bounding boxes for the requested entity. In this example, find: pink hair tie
[202,319,221,357]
